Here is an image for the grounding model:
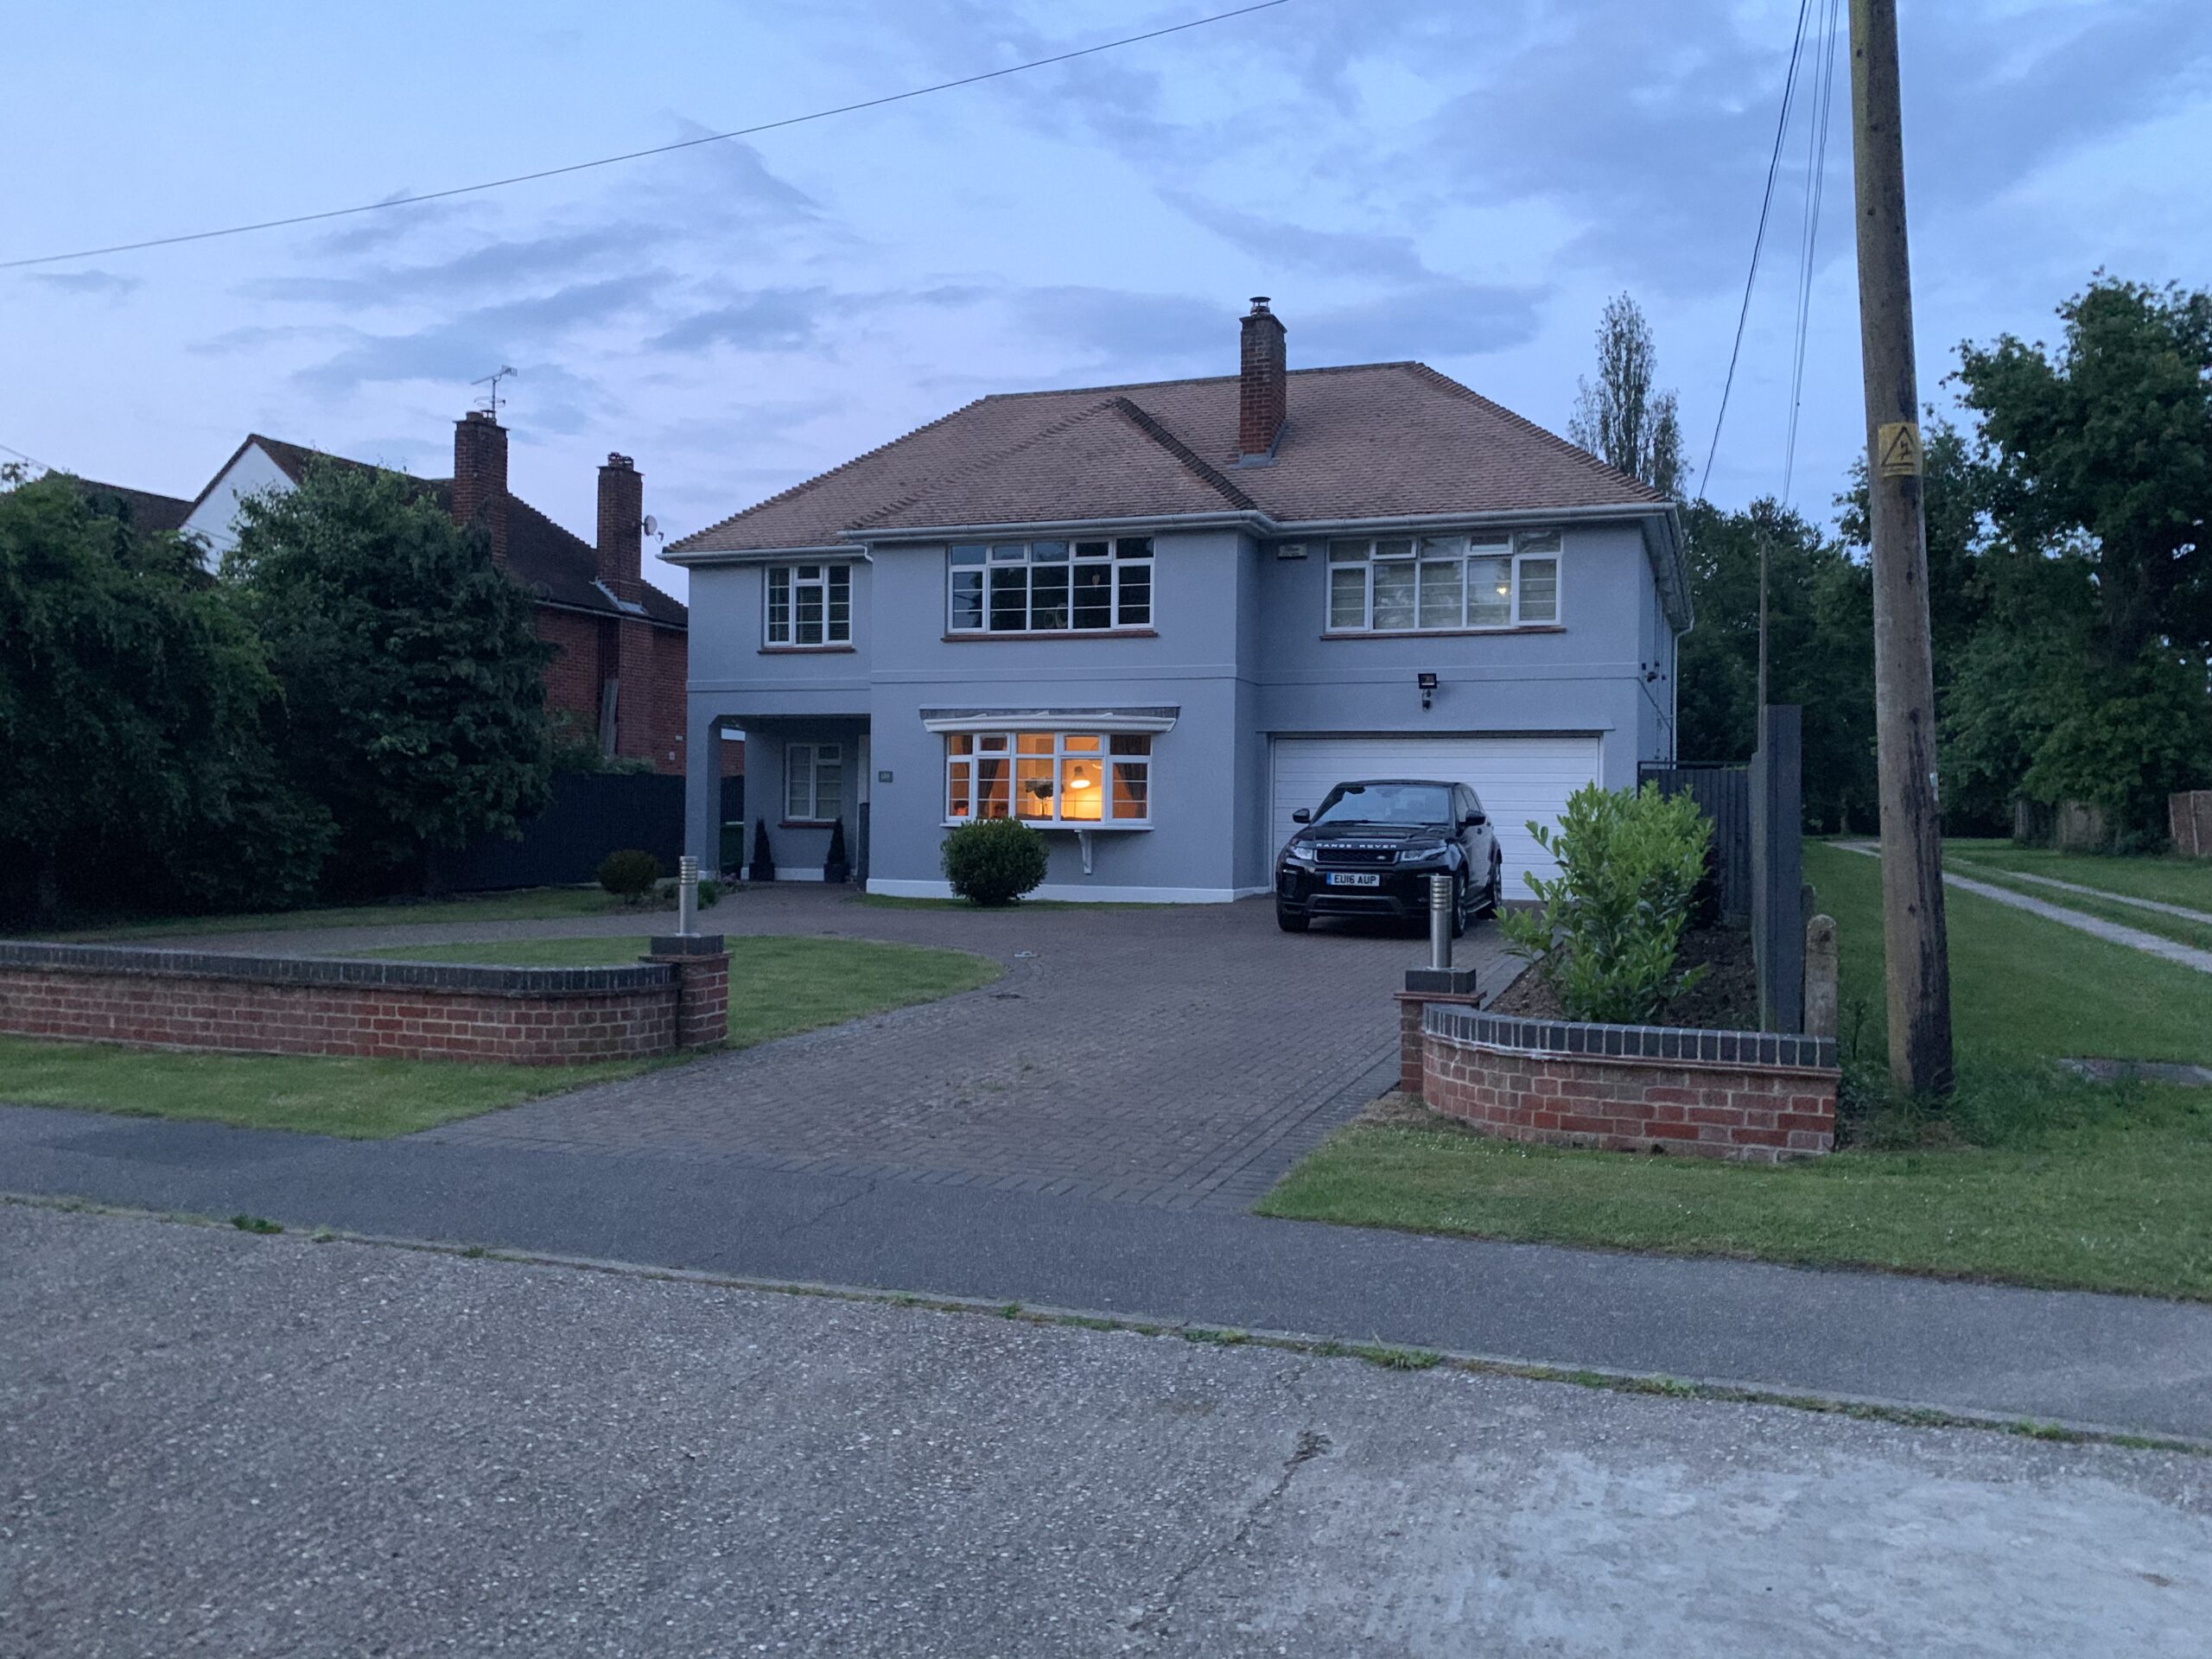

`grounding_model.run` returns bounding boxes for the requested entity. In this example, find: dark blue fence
[435,772,741,892]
